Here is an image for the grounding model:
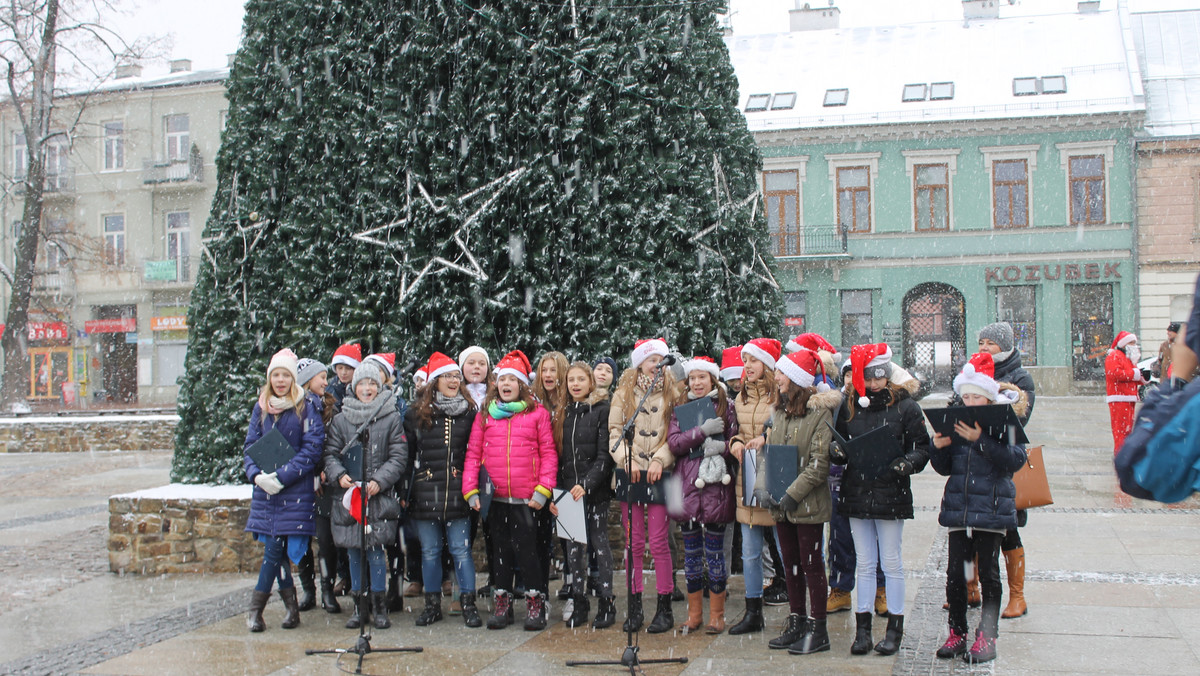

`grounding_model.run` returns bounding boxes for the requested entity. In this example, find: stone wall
[0,415,177,453]
[108,485,261,575]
